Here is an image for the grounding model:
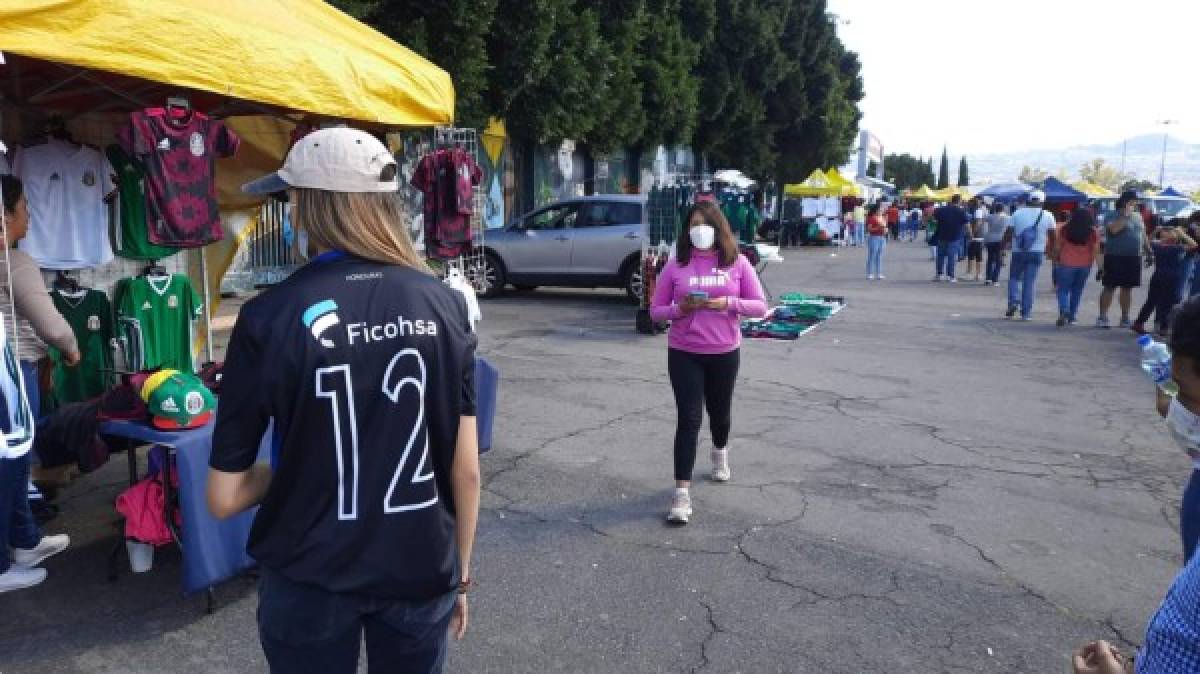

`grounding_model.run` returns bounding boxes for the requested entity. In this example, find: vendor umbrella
[0,0,455,127]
